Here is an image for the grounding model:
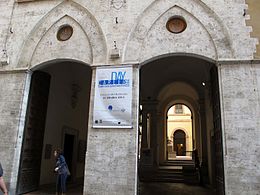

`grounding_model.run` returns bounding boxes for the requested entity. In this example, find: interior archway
[167,104,192,160]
